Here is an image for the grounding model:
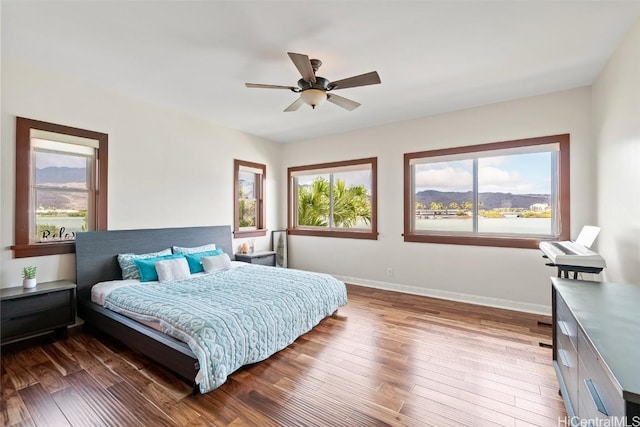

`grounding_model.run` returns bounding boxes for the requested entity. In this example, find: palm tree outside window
[288,157,378,240]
